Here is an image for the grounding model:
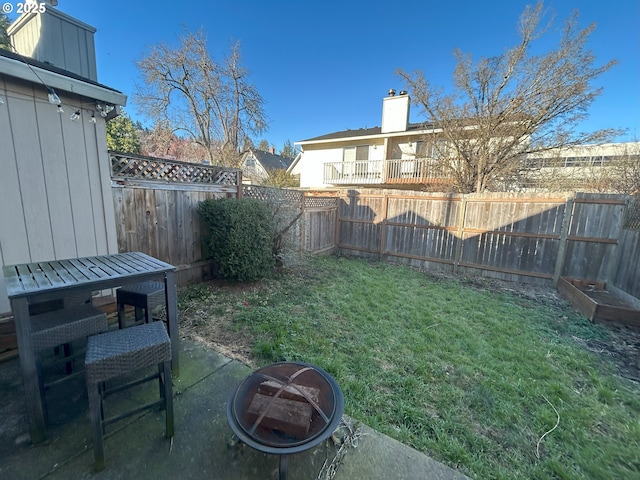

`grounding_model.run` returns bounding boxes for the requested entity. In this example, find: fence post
[552,197,574,287]
[603,195,628,284]
[453,195,468,274]
[334,193,341,254]
[300,193,306,255]
[379,194,389,259]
